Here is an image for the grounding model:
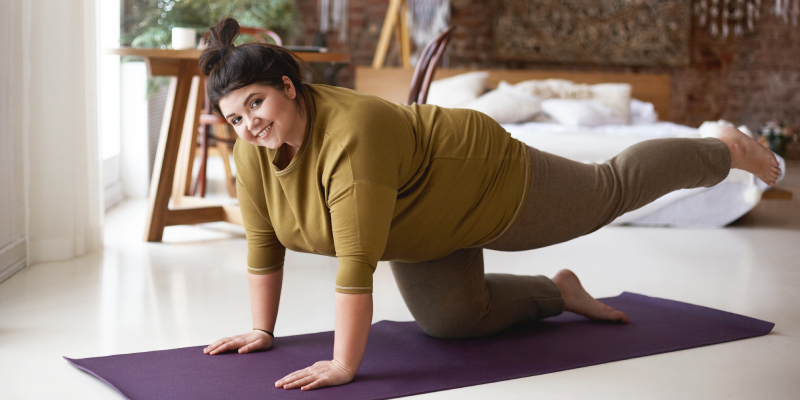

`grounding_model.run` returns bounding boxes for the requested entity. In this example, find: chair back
[199,26,284,116]
[199,26,282,47]
[407,26,456,106]
[193,26,282,198]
